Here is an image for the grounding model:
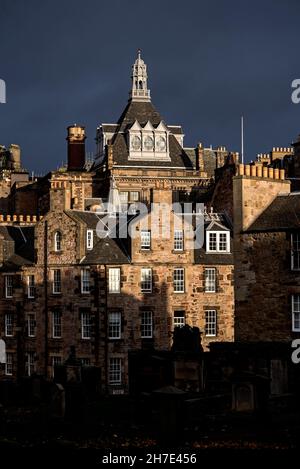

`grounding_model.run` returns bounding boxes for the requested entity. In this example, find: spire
[129,49,151,102]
